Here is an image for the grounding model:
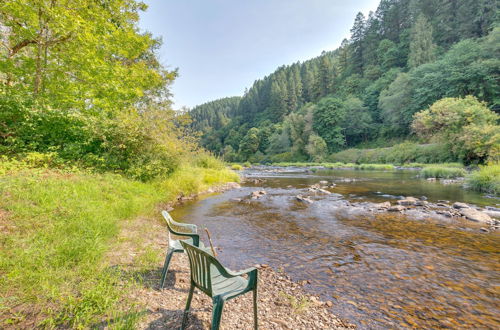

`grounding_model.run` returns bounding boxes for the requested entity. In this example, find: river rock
[226,182,241,189]
[397,197,418,206]
[453,202,470,209]
[388,205,406,212]
[319,180,329,185]
[296,195,314,204]
[375,201,391,209]
[459,209,493,224]
[251,190,267,199]
[483,210,500,219]
[486,206,500,212]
